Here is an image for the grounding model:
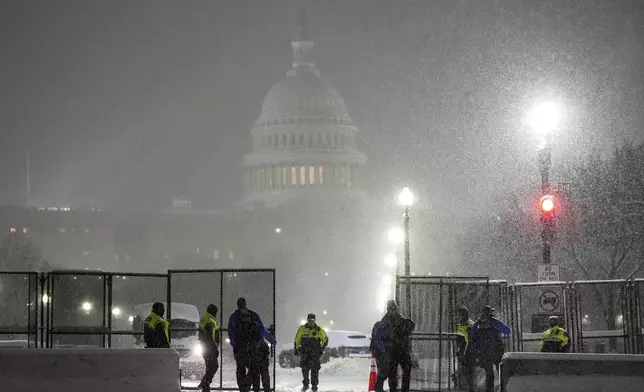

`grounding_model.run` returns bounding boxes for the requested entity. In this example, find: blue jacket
[371,313,415,354]
[370,321,386,352]
[228,309,276,347]
[471,317,510,336]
